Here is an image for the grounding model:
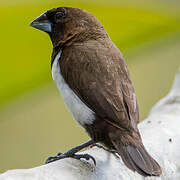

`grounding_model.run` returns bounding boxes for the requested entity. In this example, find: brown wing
[59,40,139,131]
